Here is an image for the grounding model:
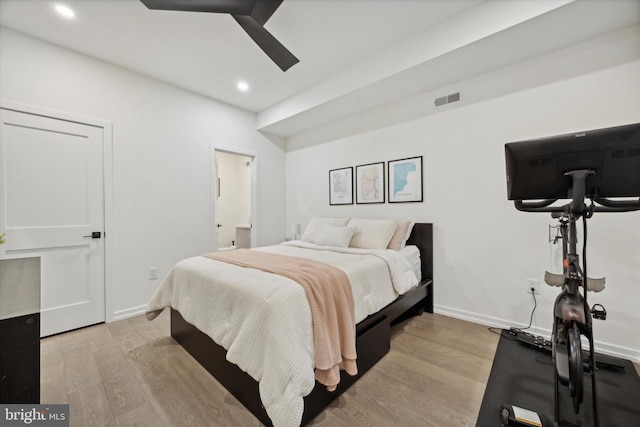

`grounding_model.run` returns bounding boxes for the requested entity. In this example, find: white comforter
[145,241,419,427]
